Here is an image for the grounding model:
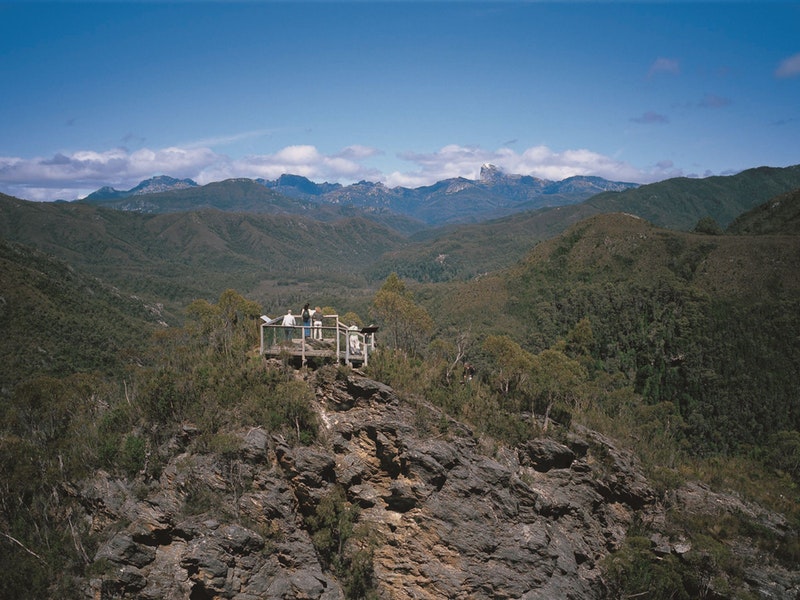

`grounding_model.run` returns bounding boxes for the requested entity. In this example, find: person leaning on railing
[312,307,323,339]
[348,325,362,354]
[281,309,296,341]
